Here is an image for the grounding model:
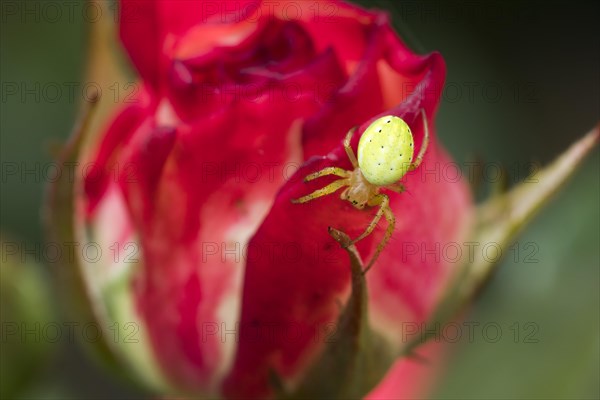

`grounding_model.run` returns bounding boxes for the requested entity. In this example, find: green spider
[292,110,430,272]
